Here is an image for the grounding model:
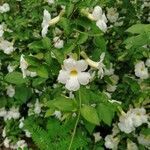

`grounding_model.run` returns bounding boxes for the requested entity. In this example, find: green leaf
[5,72,26,85]
[81,105,100,125]
[36,65,49,78]
[14,86,32,104]
[45,108,55,117]
[126,24,150,34]
[97,103,115,126]
[66,3,74,17]
[52,96,77,112]
[32,78,47,87]
[93,36,106,51]
[42,37,51,50]
[77,33,88,45]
